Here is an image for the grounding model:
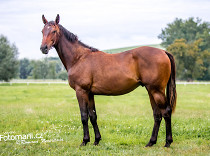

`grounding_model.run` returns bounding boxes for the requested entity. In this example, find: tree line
[0,17,209,81]
[158,17,210,81]
[19,57,68,80]
[0,35,67,81]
